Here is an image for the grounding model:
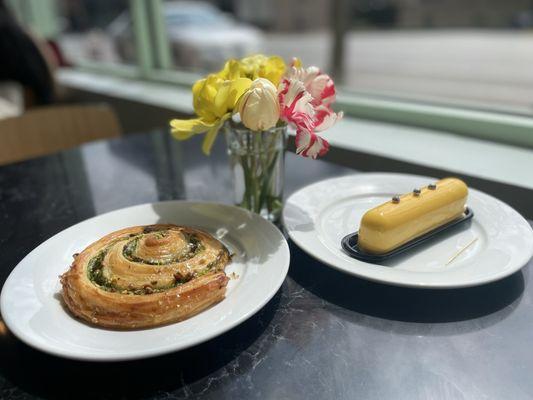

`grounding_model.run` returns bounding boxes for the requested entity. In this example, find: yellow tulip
[219,55,286,86]
[251,55,286,86]
[170,54,286,155]
[171,73,252,155]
